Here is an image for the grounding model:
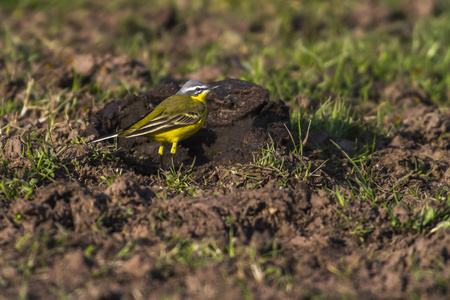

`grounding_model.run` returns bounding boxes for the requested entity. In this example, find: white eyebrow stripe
[184,85,208,92]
